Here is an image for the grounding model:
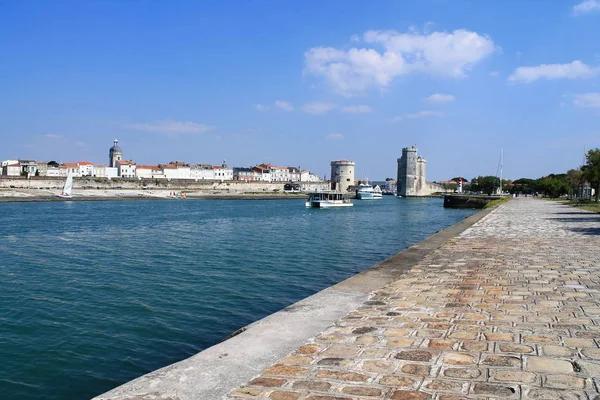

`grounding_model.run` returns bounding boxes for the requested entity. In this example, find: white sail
[62,171,73,196]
